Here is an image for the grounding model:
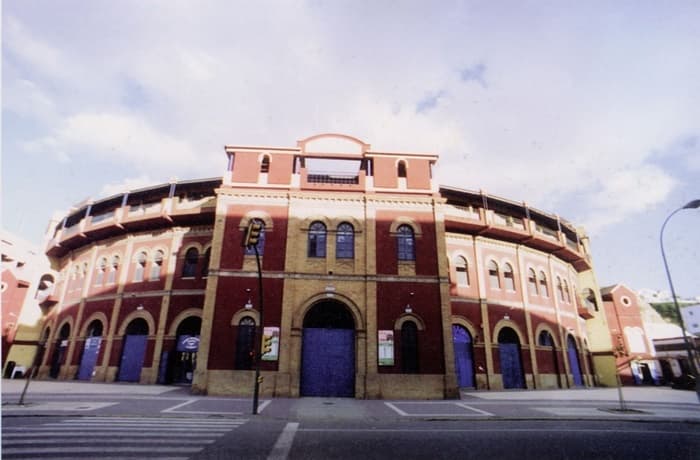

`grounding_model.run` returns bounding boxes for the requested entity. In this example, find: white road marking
[267,422,299,460]
[455,403,495,416]
[385,401,494,417]
[384,402,409,416]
